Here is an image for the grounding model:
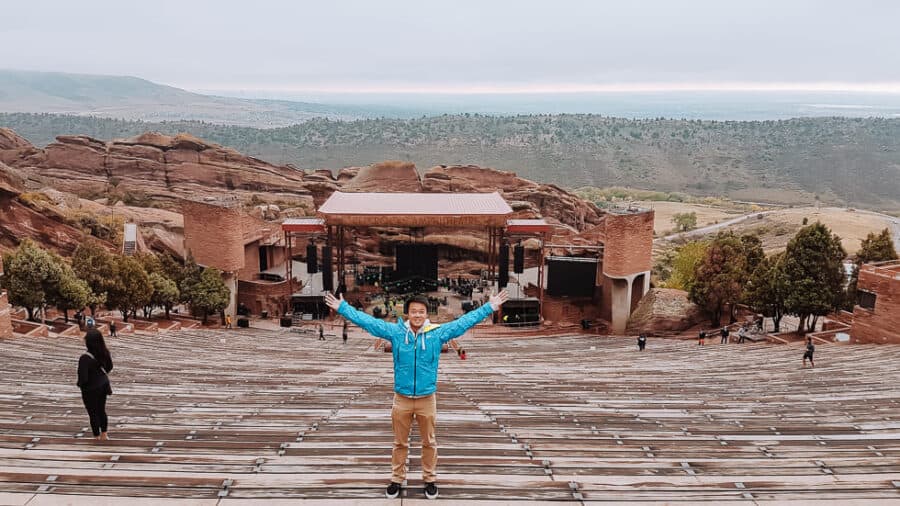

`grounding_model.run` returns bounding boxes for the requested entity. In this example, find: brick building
[182,199,291,318]
[0,255,11,339]
[850,260,900,344]
[598,209,655,333]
